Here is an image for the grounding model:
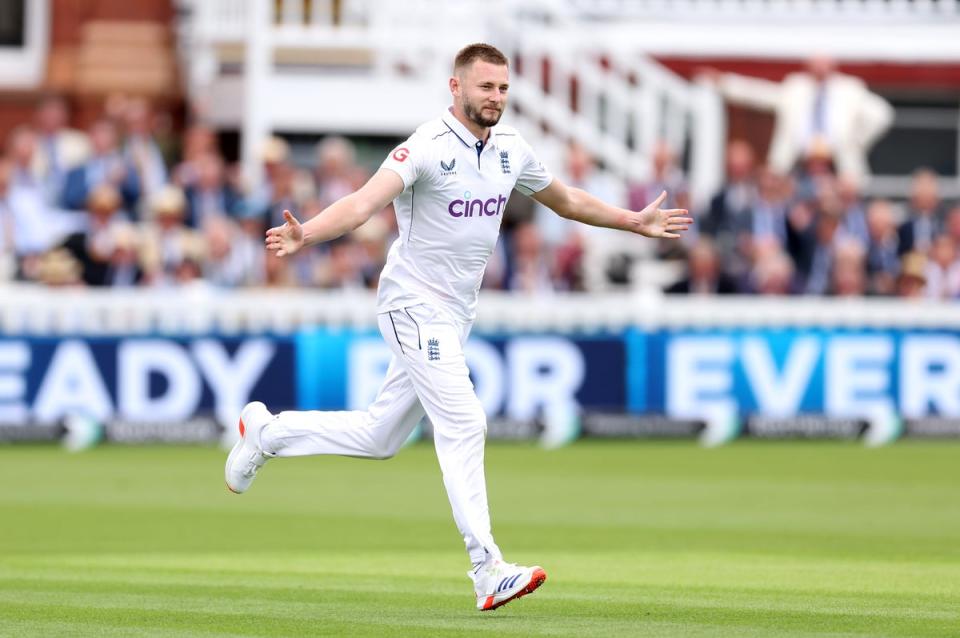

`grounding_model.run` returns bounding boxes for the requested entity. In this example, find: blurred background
[2,0,960,448]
